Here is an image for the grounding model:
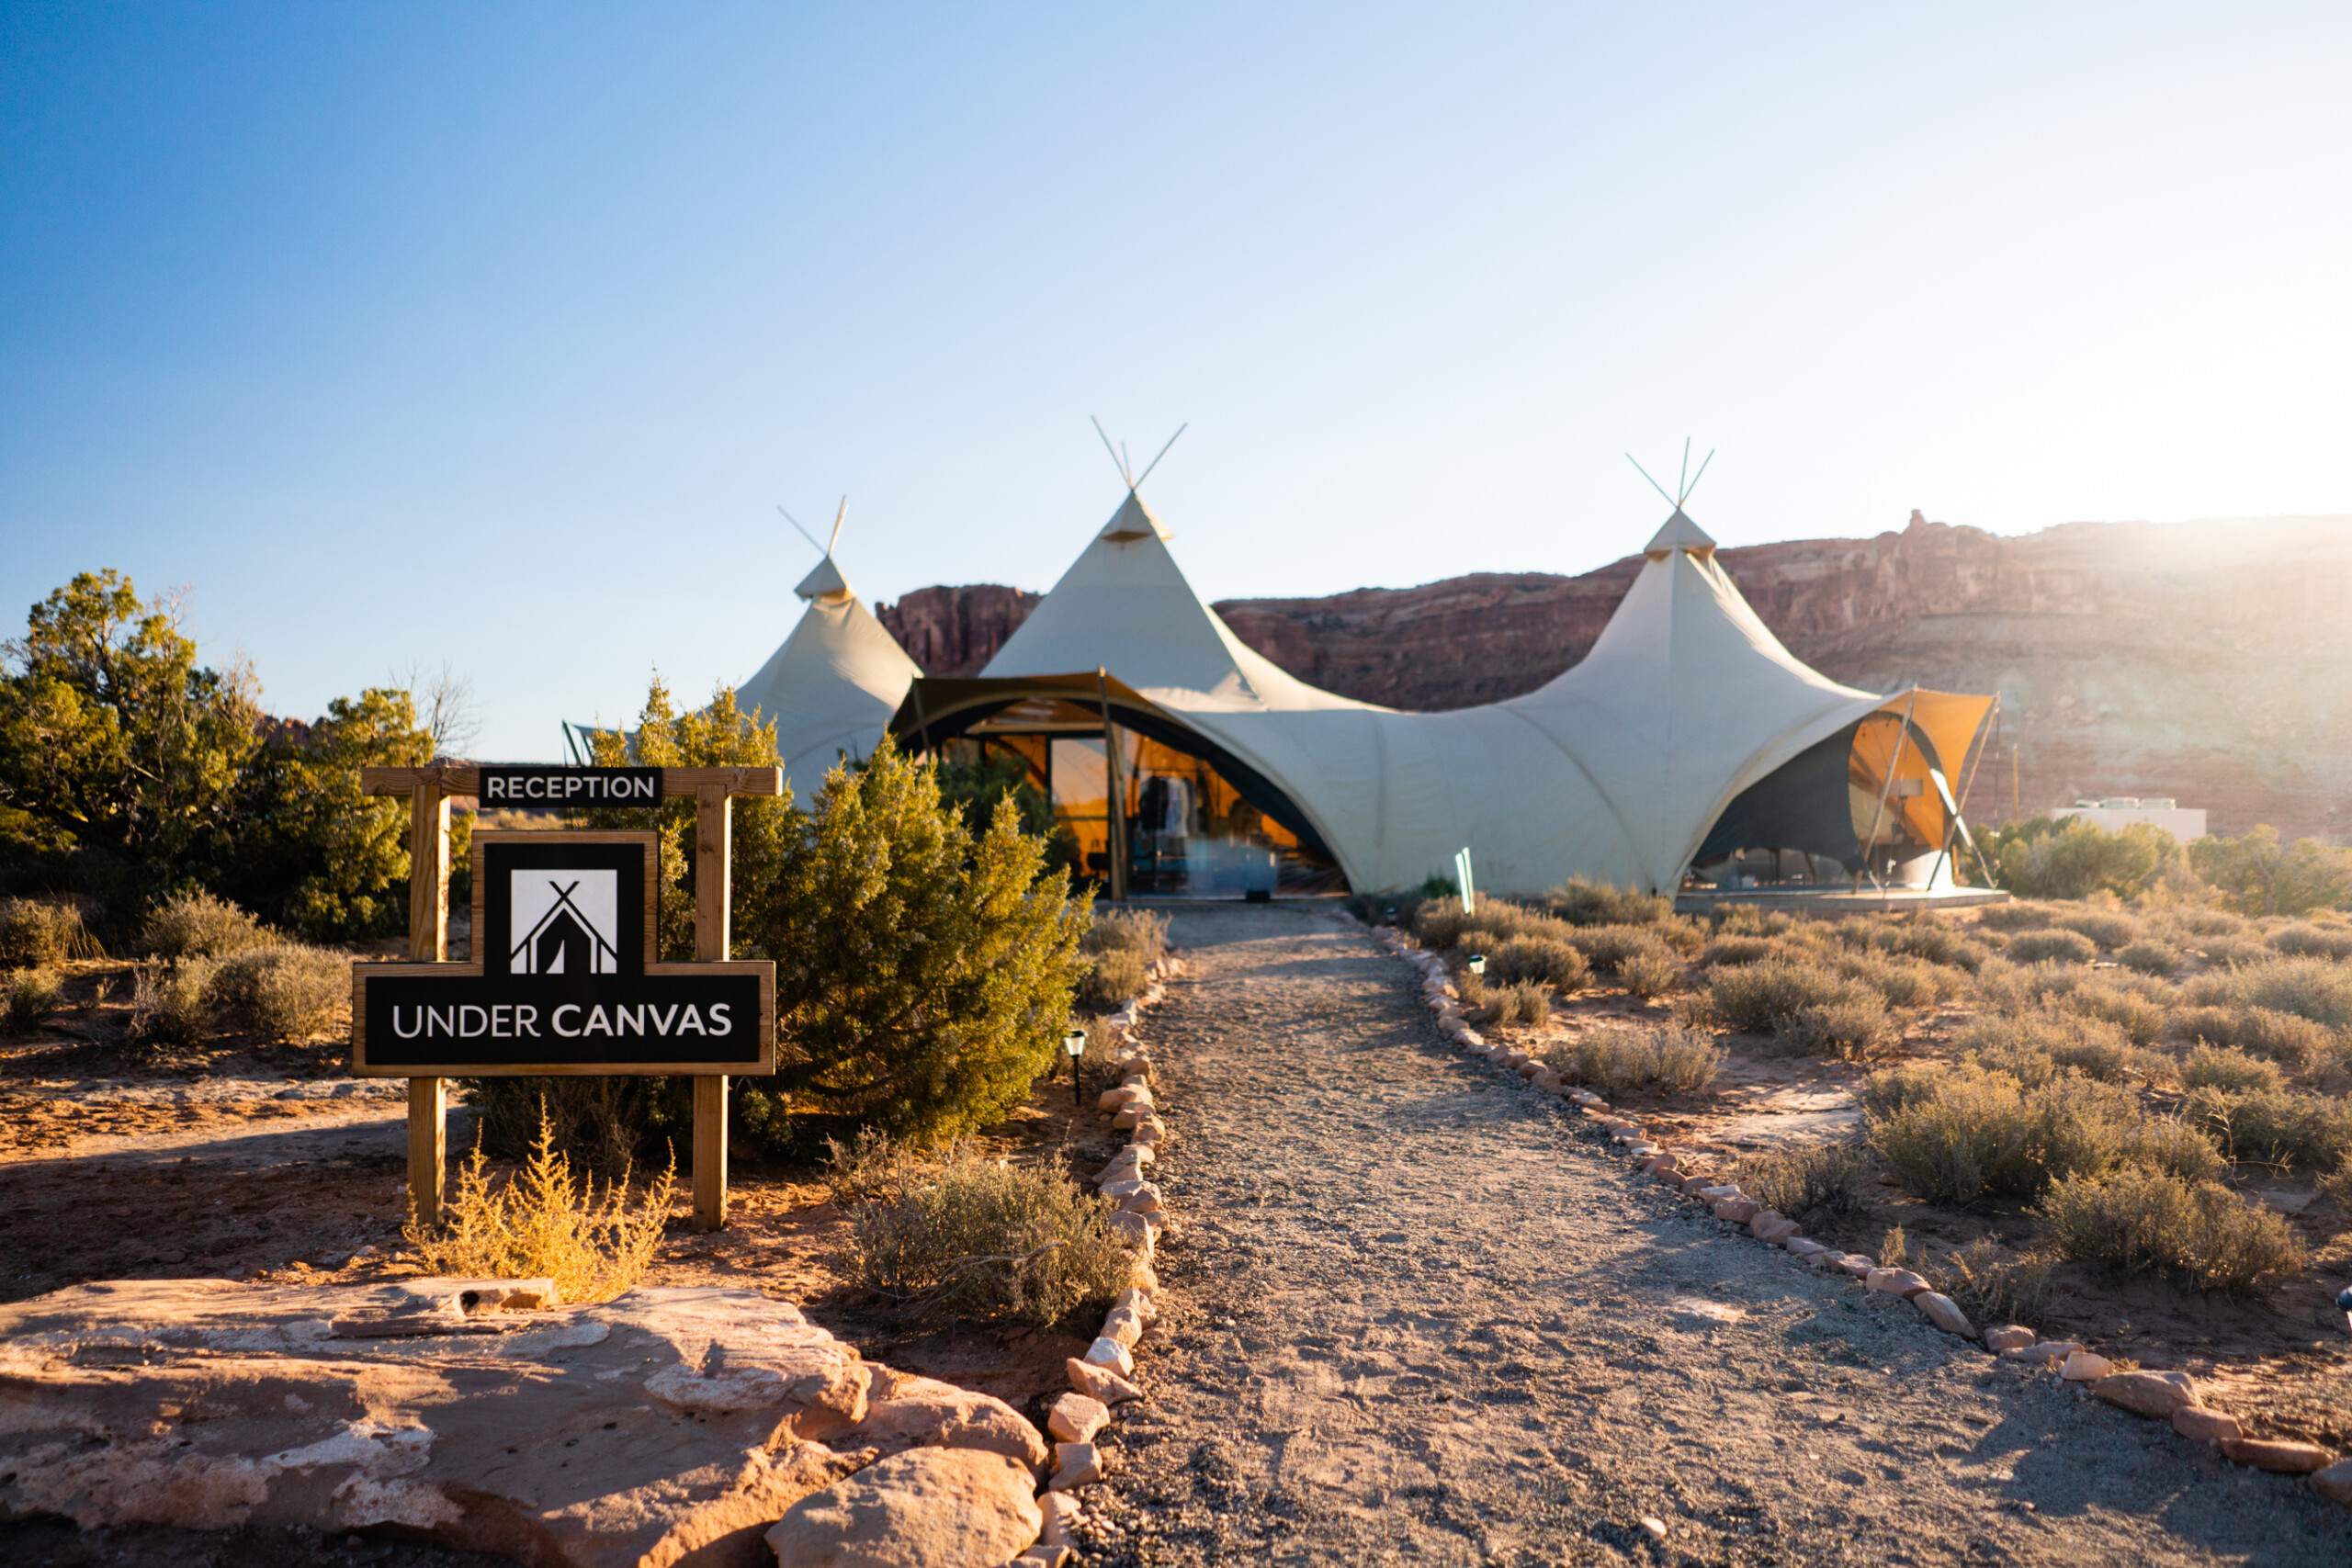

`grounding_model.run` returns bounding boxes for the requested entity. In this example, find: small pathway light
[1065,1028,1088,1110]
